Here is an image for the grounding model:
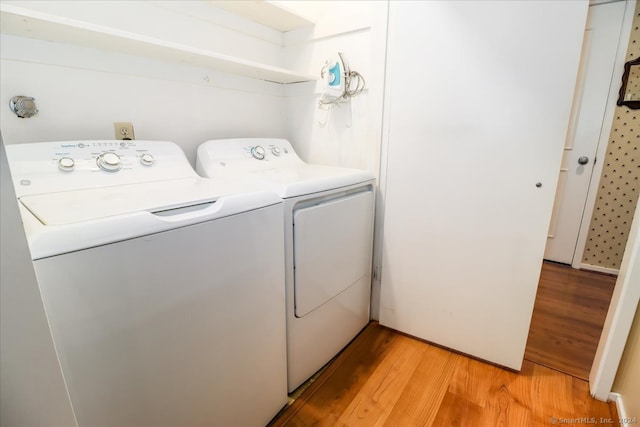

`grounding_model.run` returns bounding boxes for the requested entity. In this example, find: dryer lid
[196,138,376,198]
[246,164,375,198]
